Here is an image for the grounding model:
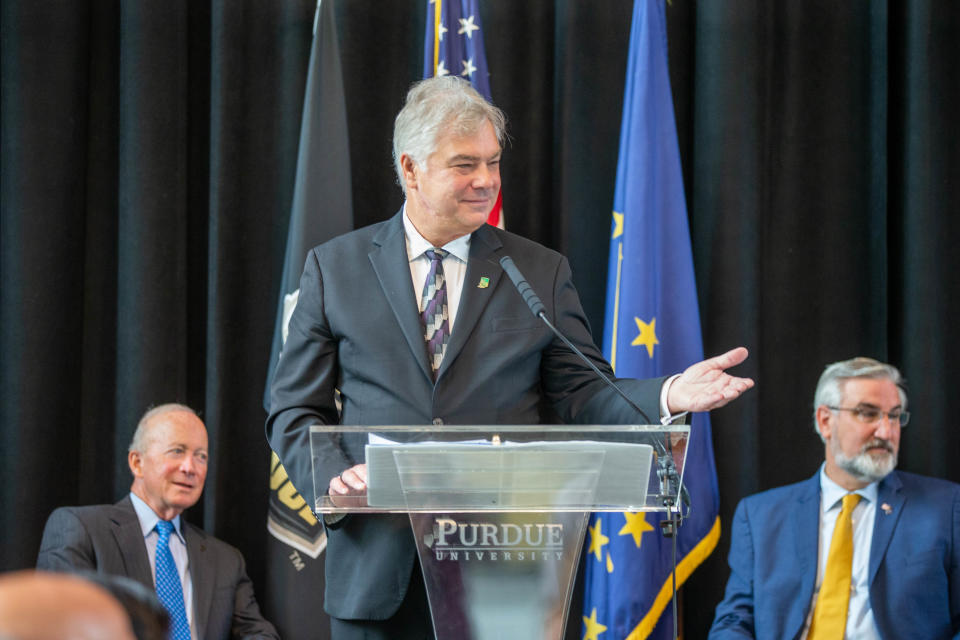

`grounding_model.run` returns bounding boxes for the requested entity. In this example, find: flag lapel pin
[478,277,490,288]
